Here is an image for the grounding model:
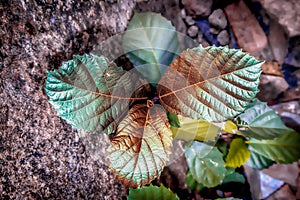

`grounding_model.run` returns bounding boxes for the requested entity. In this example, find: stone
[284,36,300,68]
[209,27,220,35]
[281,87,300,102]
[208,9,227,29]
[268,19,288,64]
[259,0,300,37]
[181,9,186,19]
[256,75,289,101]
[217,30,230,45]
[261,60,283,76]
[185,16,195,26]
[266,184,296,200]
[187,25,198,37]
[225,0,268,56]
[182,0,213,18]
